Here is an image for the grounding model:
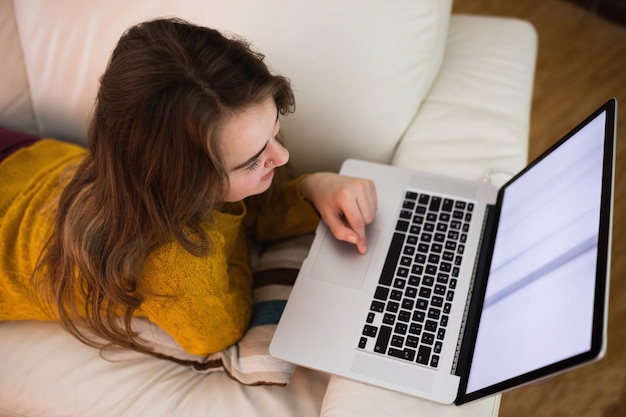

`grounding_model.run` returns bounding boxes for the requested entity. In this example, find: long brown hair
[32,18,295,356]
